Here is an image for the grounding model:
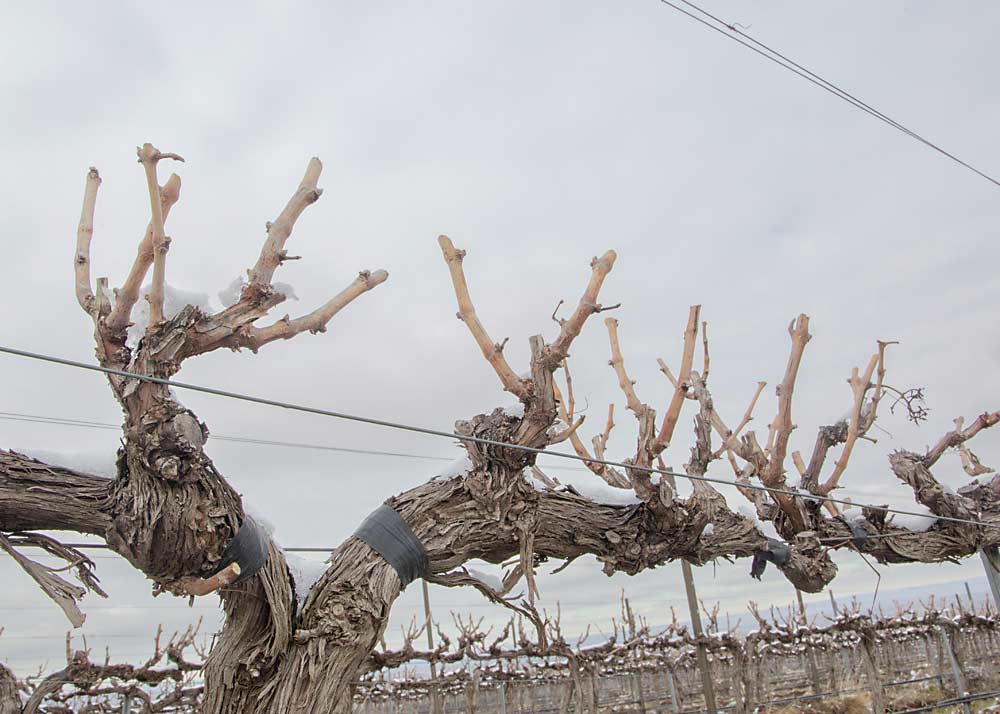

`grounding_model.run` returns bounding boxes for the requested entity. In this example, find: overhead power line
[0,343,994,533]
[657,0,1000,189]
